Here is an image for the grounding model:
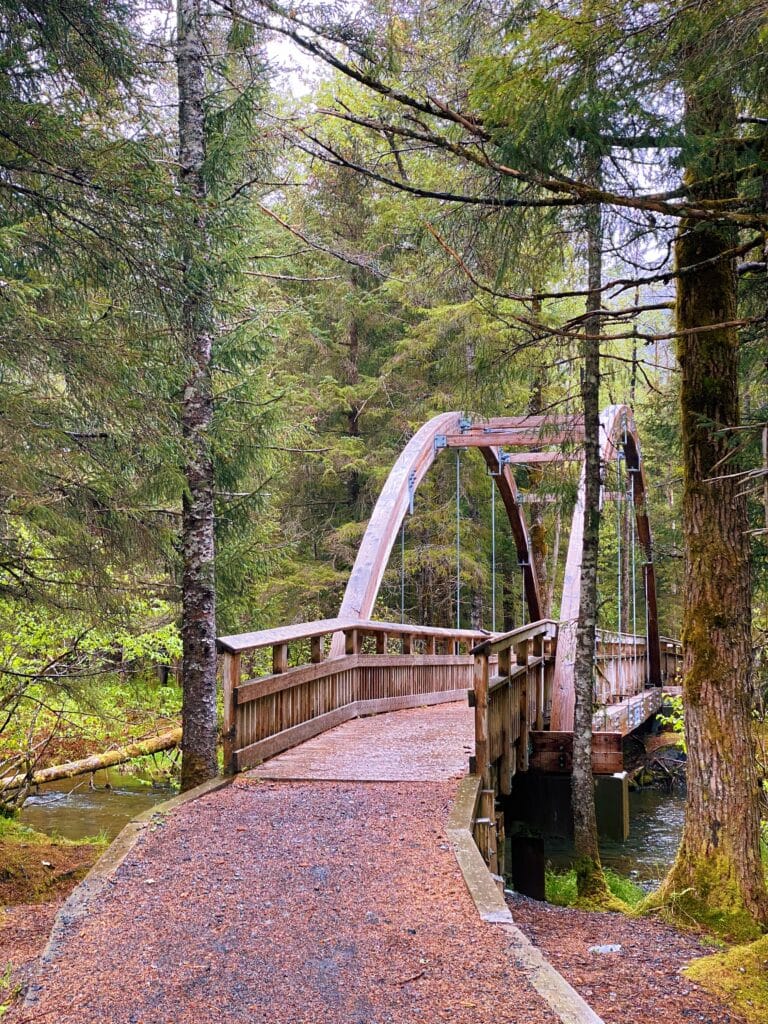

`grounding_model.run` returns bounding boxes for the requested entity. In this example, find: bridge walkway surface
[25,703,603,1024]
